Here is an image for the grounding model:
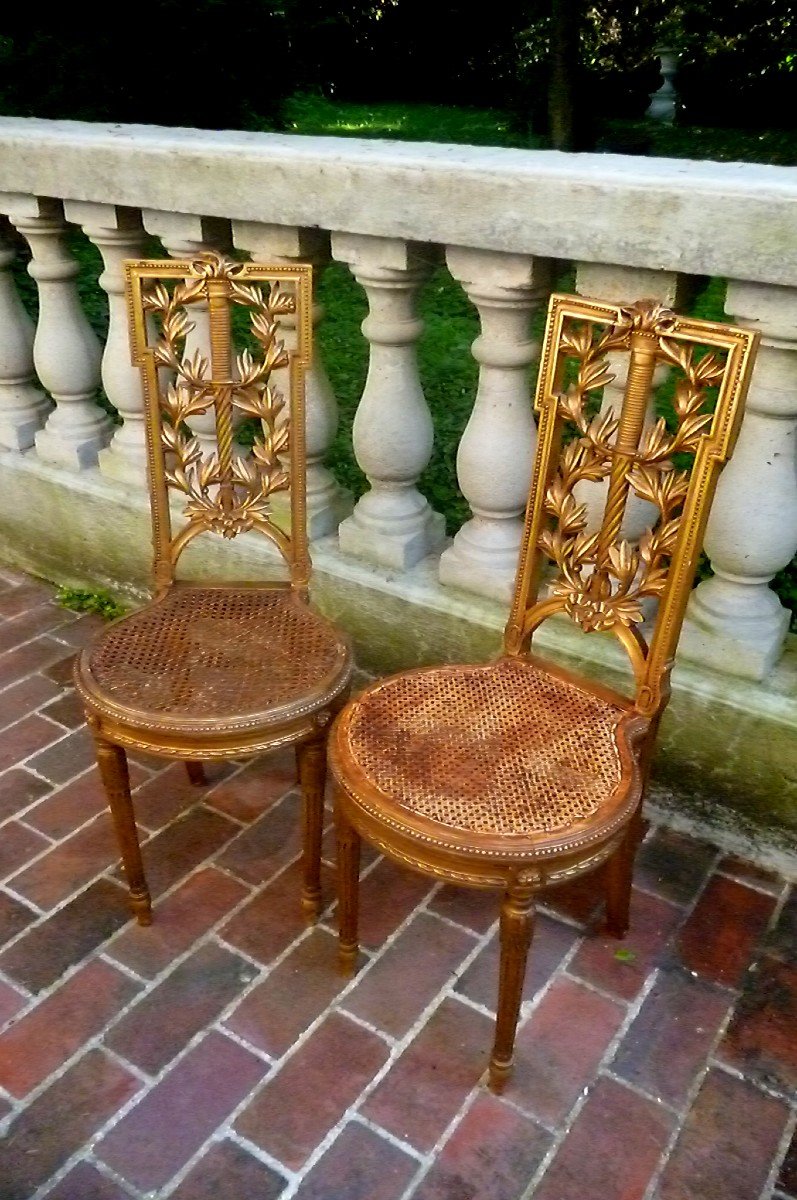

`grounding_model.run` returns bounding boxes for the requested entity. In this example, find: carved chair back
[124,251,312,593]
[505,295,759,717]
